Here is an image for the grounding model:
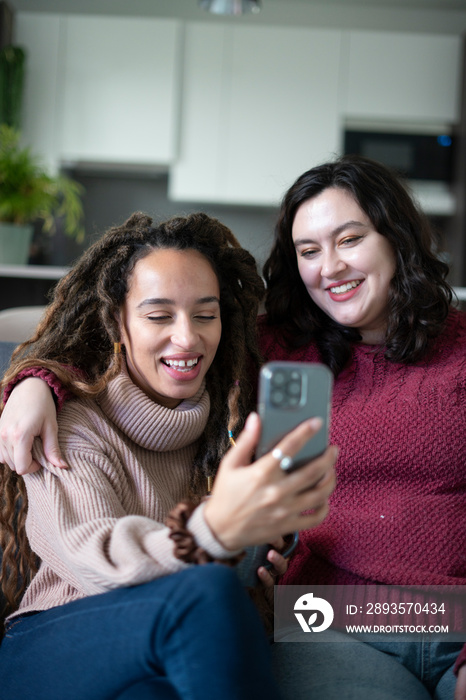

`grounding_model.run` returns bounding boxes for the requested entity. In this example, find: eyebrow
[136,296,220,309]
[293,220,368,246]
